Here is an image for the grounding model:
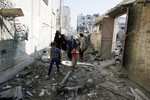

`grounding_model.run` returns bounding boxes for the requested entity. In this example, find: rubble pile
[0,48,149,100]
